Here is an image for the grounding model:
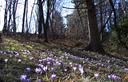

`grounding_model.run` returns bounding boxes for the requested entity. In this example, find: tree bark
[7,0,12,32]
[85,0,104,53]
[3,0,8,33]
[12,0,18,33]
[38,0,44,38]
[44,0,51,42]
[22,0,28,33]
